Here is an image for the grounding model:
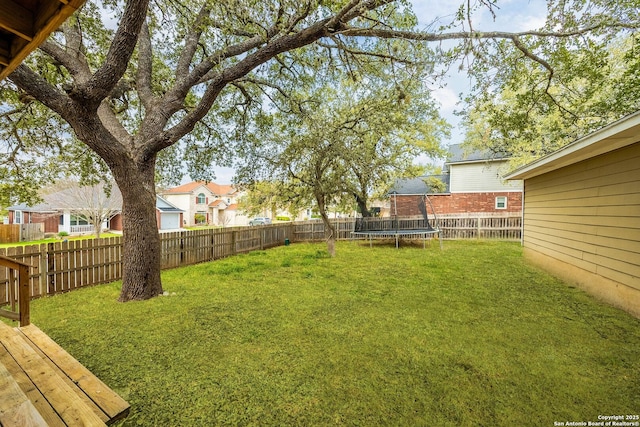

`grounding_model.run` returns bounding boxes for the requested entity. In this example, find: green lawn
[27,240,640,426]
[0,232,121,248]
